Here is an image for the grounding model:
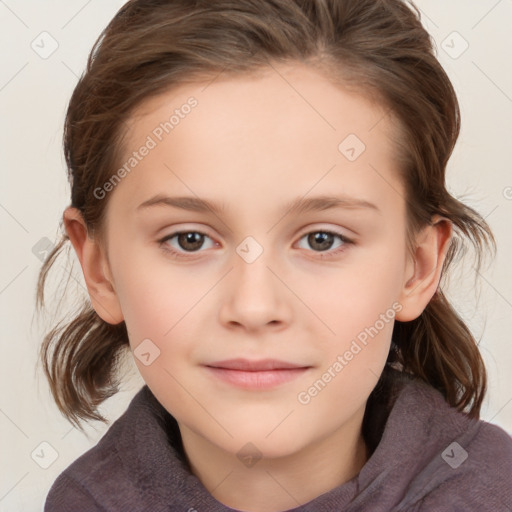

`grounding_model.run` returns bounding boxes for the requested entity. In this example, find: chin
[221,427,311,462]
